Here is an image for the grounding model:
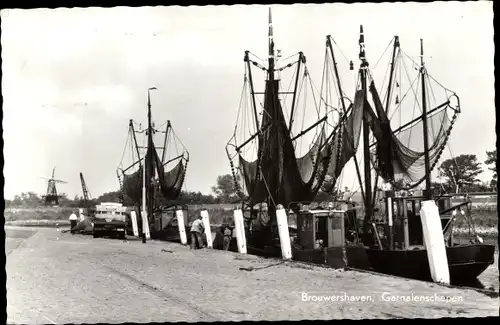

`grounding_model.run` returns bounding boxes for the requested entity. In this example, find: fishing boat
[117,88,189,238]
[225,8,369,269]
[347,26,495,284]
